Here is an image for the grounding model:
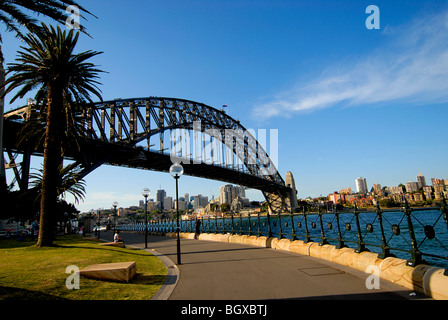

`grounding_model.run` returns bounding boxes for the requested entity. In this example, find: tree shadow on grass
[132,274,166,286]
[0,238,38,249]
[57,244,155,257]
[0,286,69,300]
